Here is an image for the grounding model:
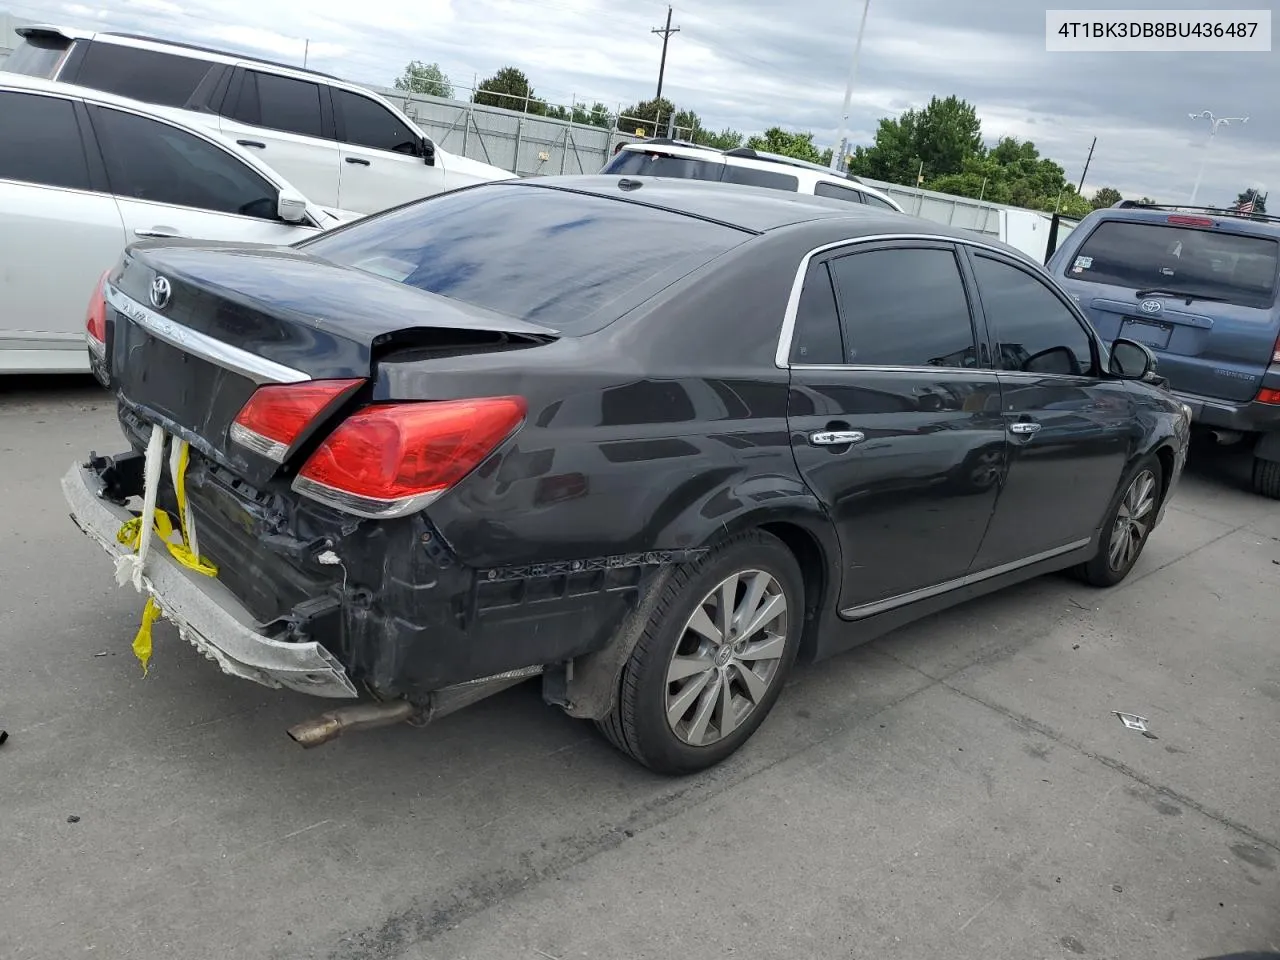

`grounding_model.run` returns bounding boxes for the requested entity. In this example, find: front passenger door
[965,250,1136,568]
[786,243,1007,615]
[332,88,445,213]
